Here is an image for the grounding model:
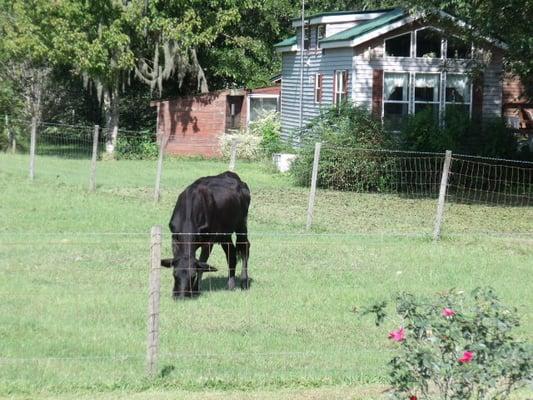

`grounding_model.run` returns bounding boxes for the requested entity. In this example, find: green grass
[0,153,532,398]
